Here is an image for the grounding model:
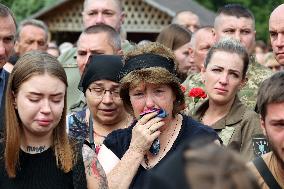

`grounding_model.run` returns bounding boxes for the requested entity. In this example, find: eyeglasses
[88,88,121,99]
